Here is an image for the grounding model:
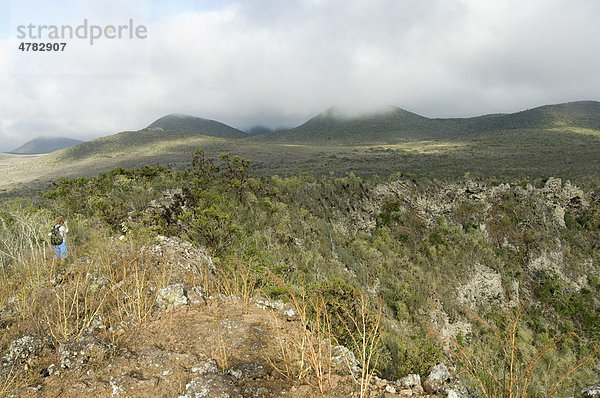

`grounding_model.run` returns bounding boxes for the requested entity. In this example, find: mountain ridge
[9,136,85,154]
[146,114,248,139]
[251,100,600,144]
[6,100,598,193]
